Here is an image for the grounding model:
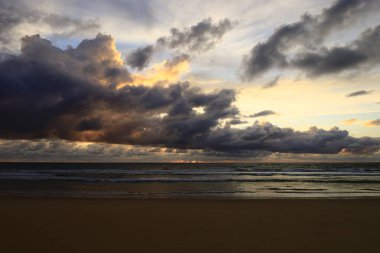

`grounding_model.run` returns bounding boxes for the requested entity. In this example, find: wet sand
[0,198,379,253]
